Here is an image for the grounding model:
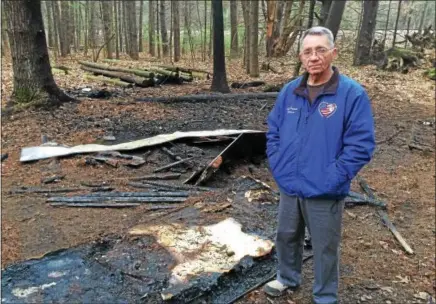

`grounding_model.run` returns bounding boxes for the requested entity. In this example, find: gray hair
[302,26,335,48]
